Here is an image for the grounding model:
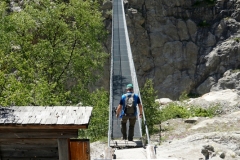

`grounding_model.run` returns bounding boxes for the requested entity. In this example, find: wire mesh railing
[108,0,150,147]
[119,0,150,145]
